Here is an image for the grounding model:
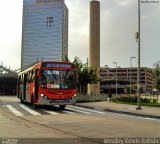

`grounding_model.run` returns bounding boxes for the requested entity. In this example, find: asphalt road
[0,95,160,144]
